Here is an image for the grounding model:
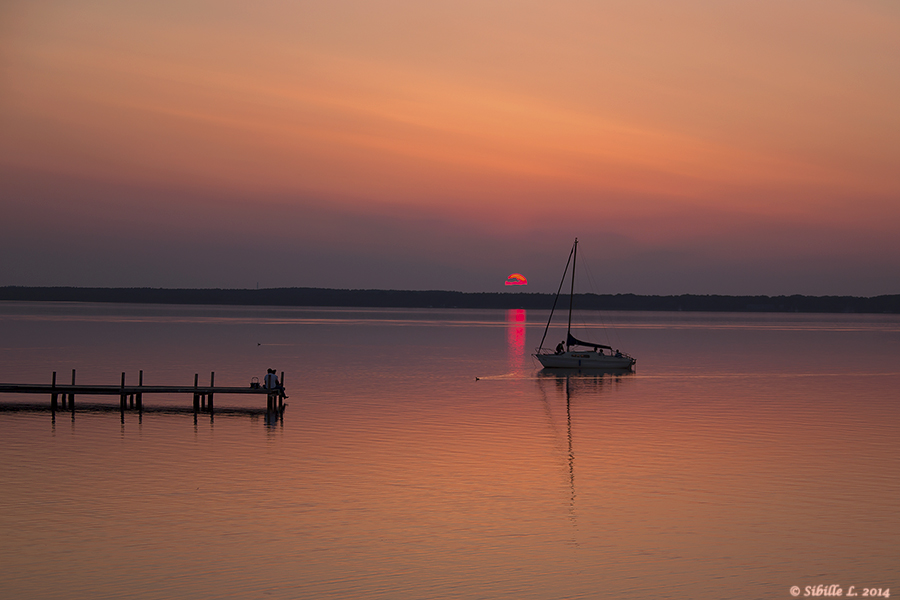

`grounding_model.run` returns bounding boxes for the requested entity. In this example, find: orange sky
[2,1,899,293]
